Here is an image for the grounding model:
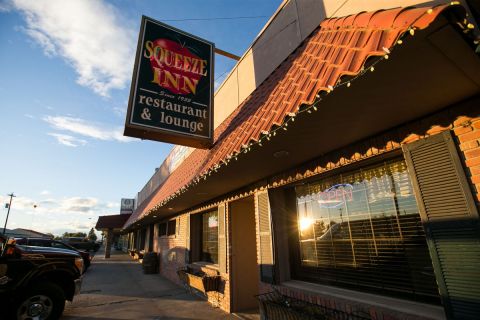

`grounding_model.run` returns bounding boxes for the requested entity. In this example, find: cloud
[48,133,87,147]
[40,190,50,195]
[12,0,135,96]
[0,194,116,236]
[24,114,35,119]
[44,115,133,143]
[1,195,114,216]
